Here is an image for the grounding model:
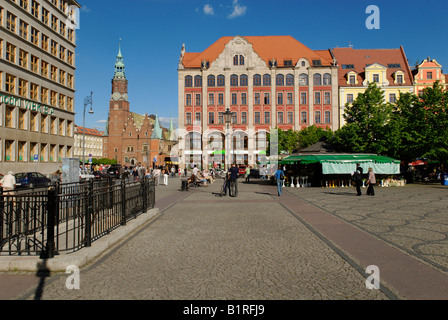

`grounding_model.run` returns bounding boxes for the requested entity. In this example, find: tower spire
[114,40,125,79]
